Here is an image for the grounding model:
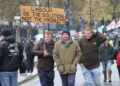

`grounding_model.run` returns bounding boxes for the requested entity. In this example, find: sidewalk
[18,67,38,85]
[18,60,38,85]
